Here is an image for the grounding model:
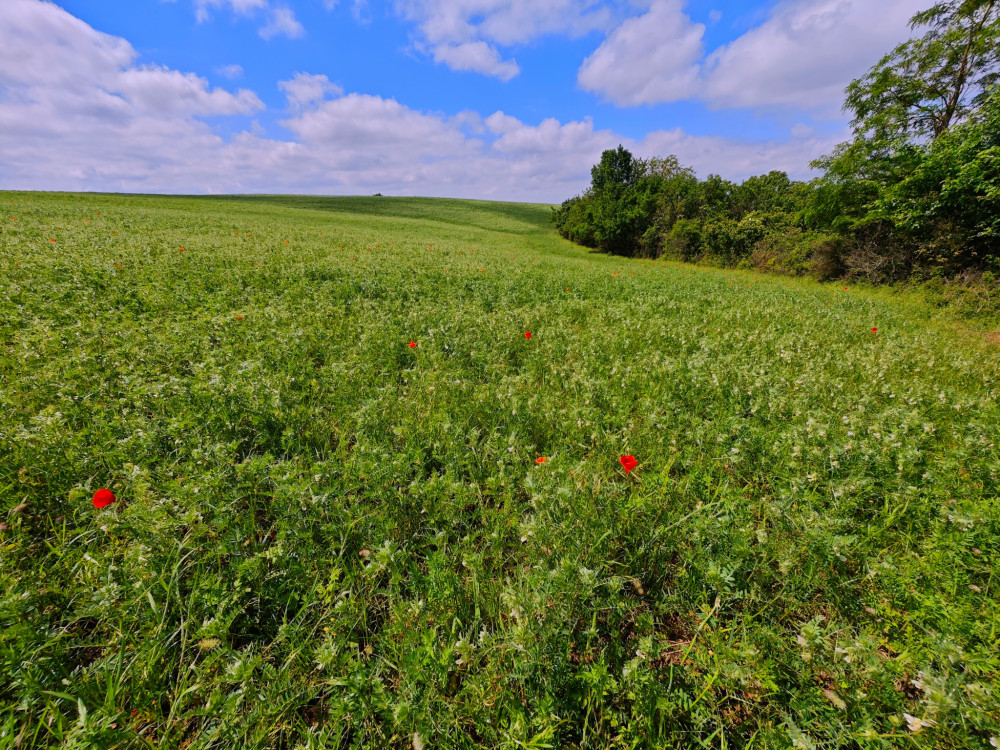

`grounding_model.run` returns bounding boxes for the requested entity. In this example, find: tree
[590,146,643,194]
[846,0,1000,142]
[874,88,1000,271]
[642,155,695,181]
